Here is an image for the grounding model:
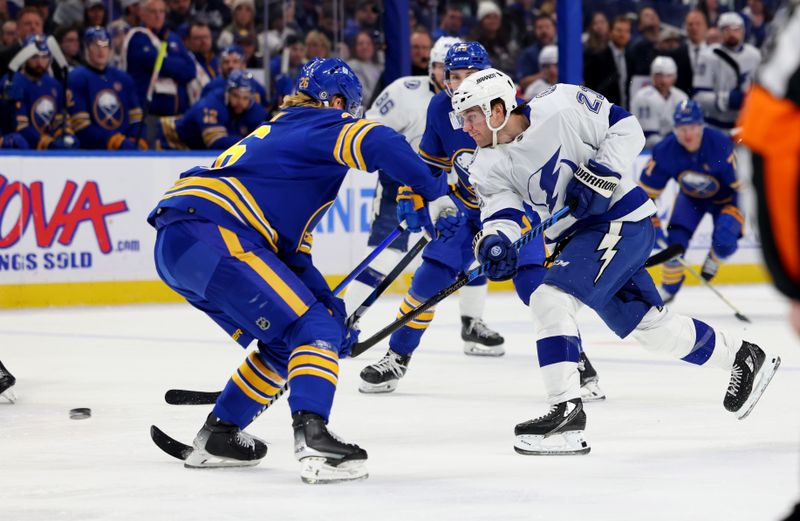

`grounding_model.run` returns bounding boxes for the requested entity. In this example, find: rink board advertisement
[0,150,767,307]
